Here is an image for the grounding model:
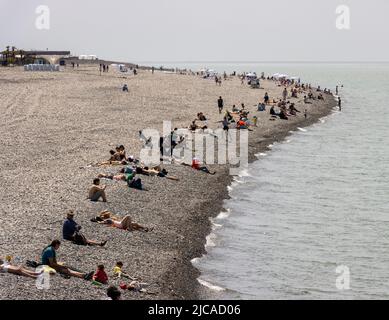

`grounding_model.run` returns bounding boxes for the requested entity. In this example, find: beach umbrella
[246,73,257,77]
